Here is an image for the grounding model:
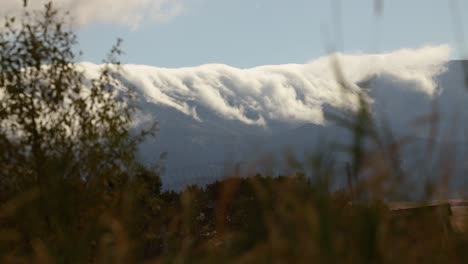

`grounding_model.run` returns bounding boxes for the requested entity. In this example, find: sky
[3,0,468,68]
